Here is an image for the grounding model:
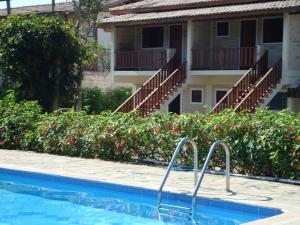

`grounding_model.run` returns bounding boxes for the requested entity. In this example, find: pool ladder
[157,137,231,222]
